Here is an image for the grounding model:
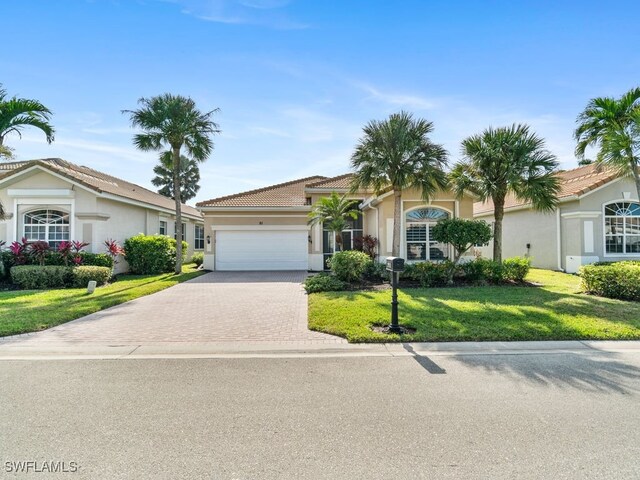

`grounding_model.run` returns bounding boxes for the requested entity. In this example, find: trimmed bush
[303,273,346,293]
[80,252,114,269]
[580,262,640,301]
[72,266,112,288]
[191,252,204,268]
[502,257,531,282]
[328,250,373,283]
[10,265,73,290]
[414,261,452,287]
[364,260,389,281]
[124,234,188,274]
